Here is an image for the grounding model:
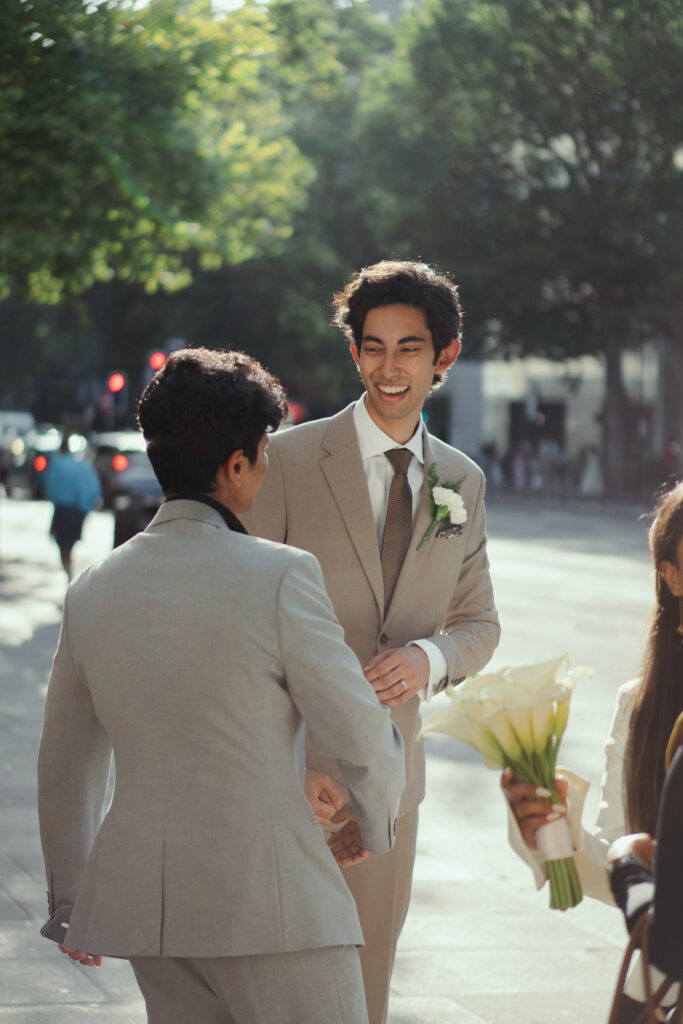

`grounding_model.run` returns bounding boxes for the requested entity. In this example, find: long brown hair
[625,480,683,833]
